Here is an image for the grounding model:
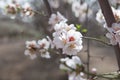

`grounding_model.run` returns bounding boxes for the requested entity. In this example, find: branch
[83,36,112,46]
[43,0,52,17]
[98,0,120,71]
